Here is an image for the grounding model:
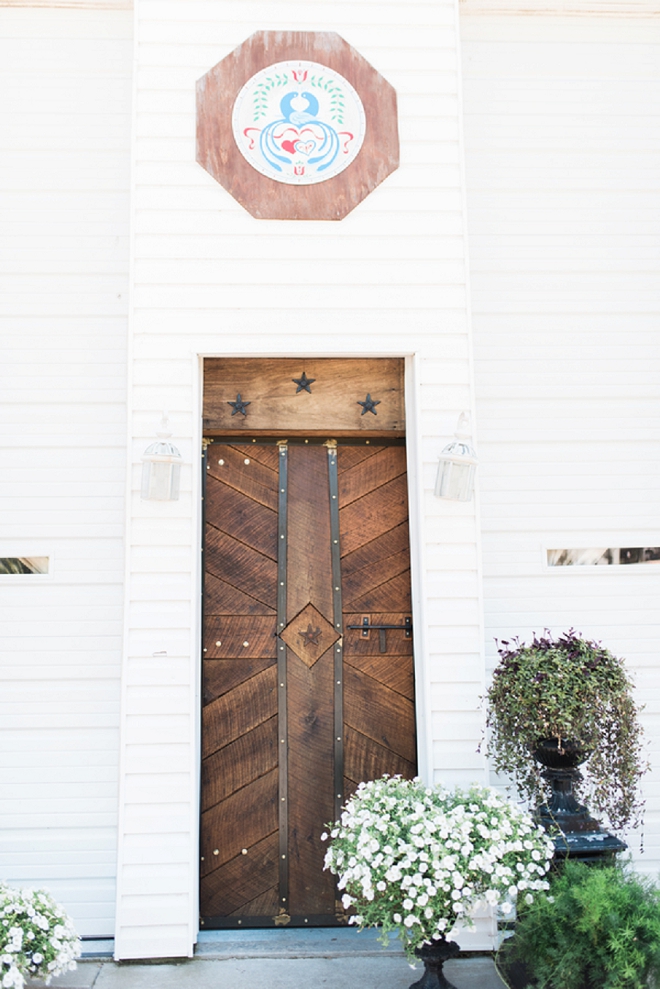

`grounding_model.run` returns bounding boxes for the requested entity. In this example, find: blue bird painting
[260,90,340,176]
